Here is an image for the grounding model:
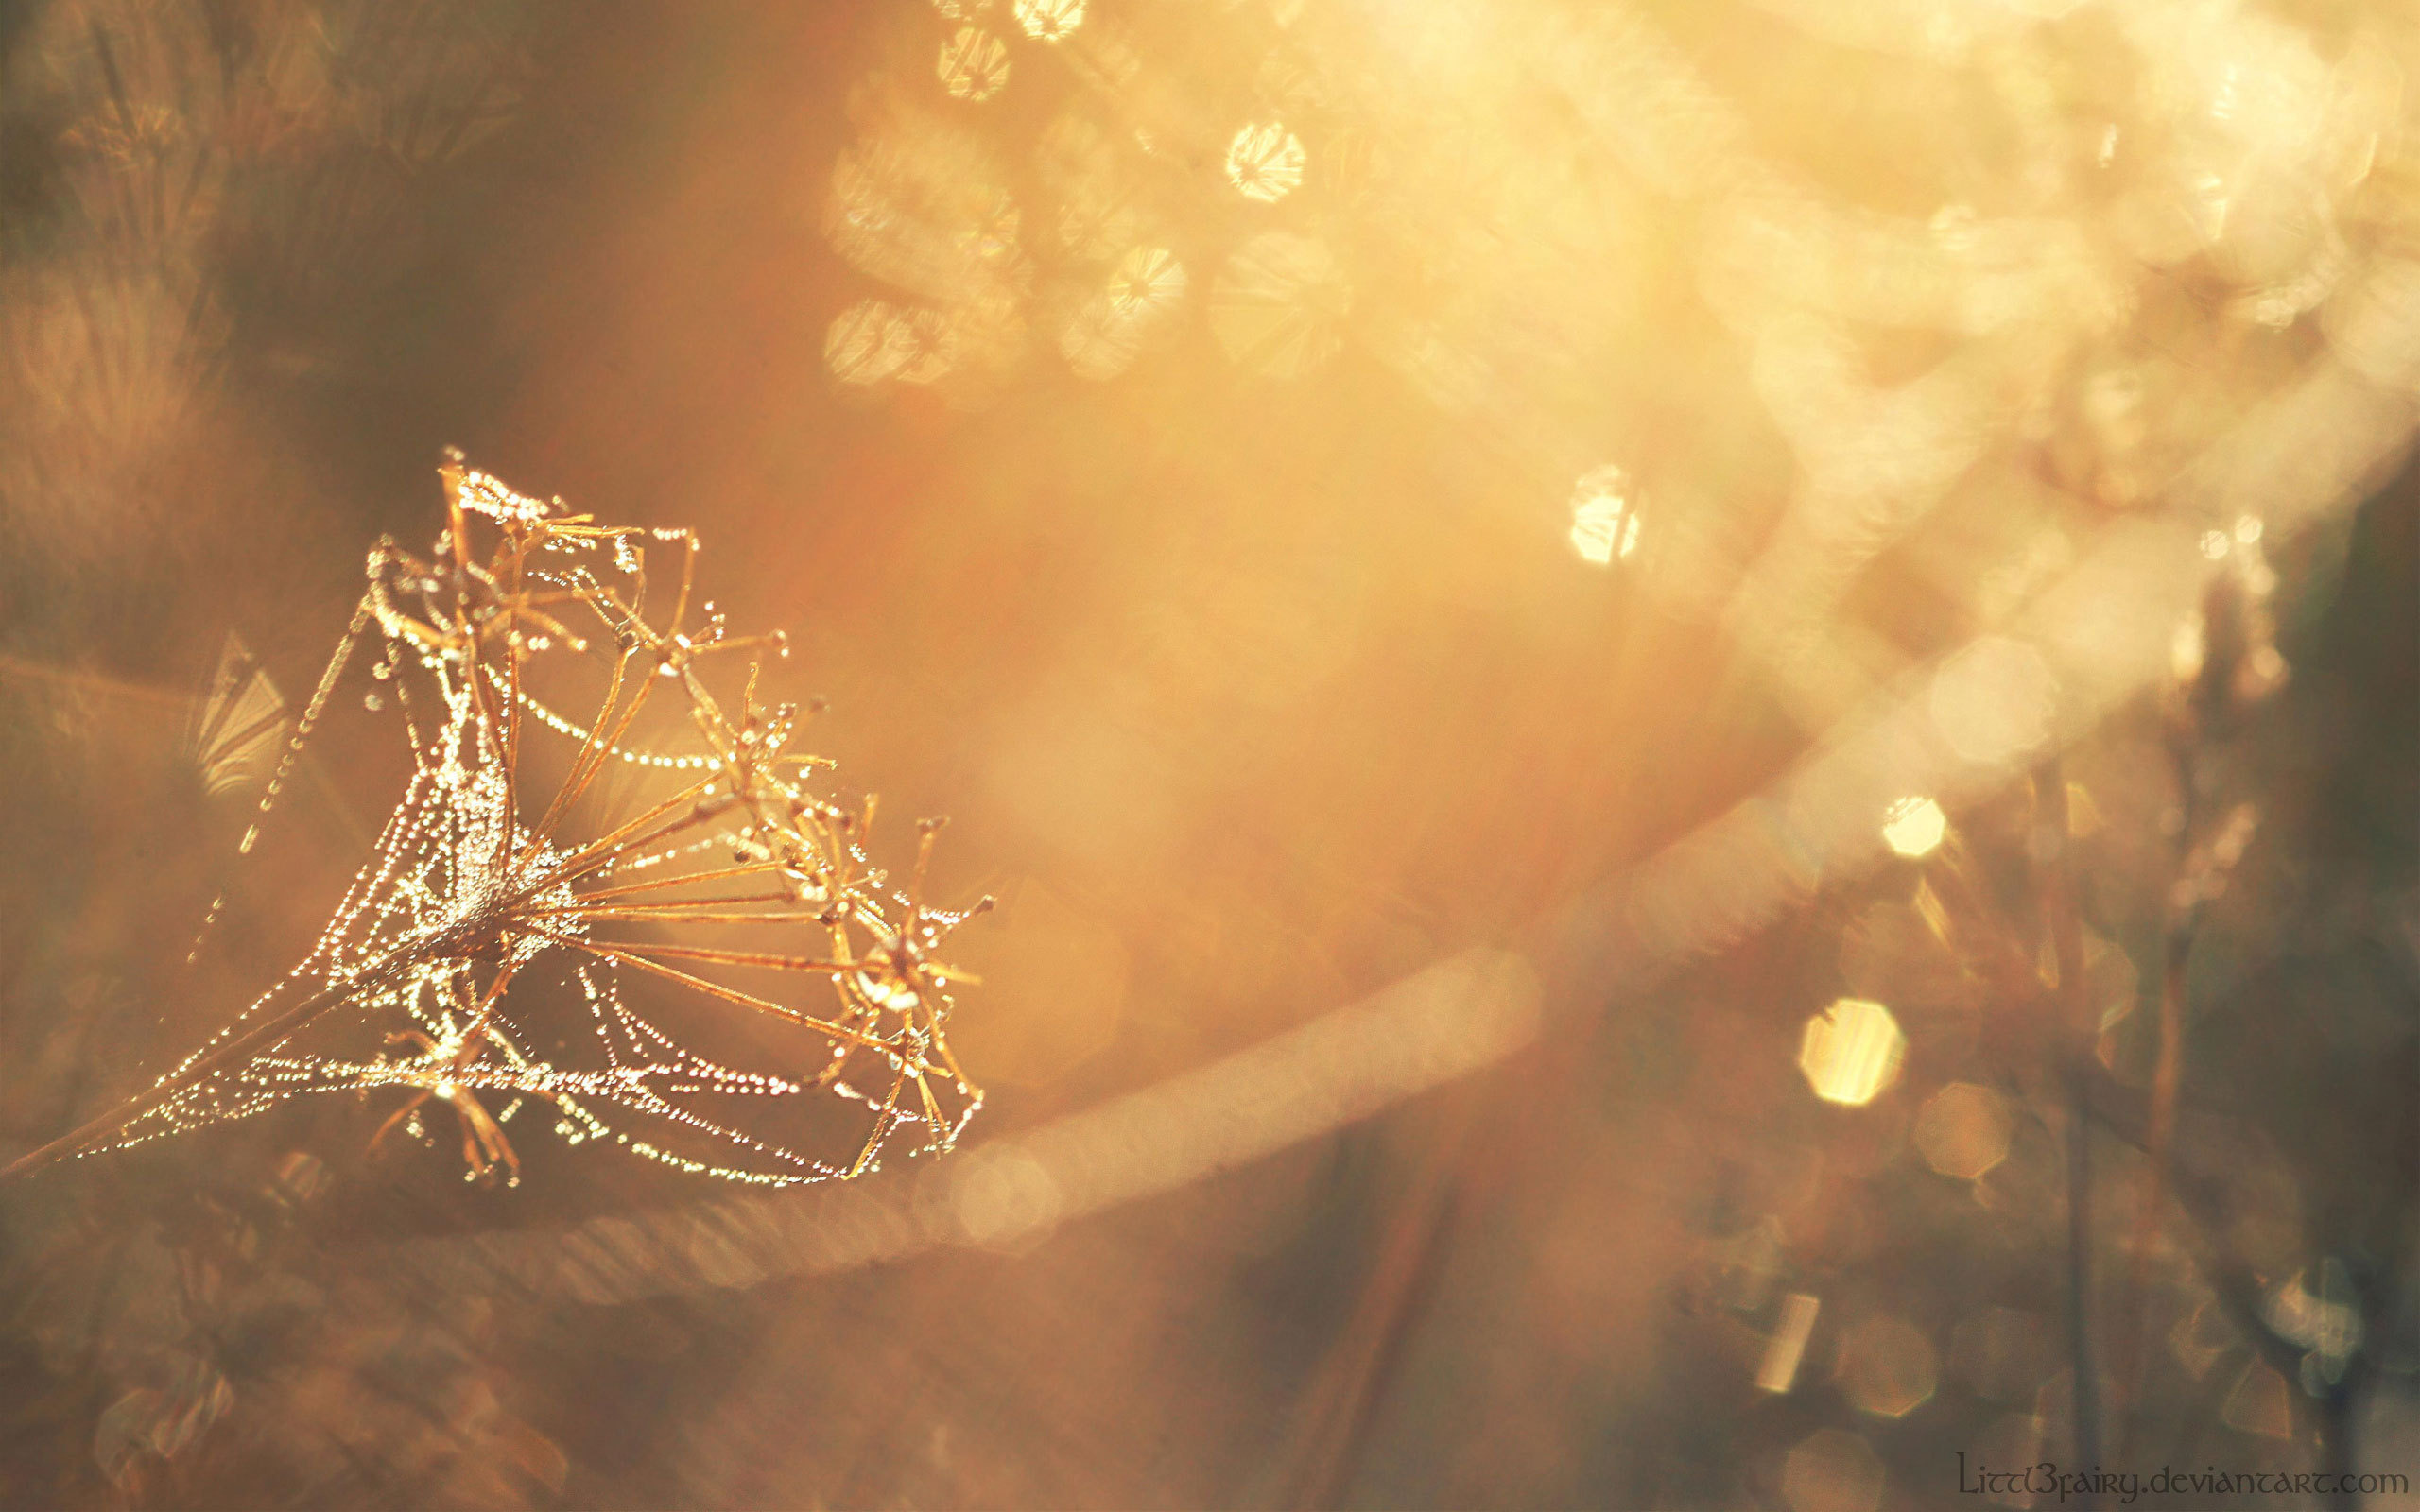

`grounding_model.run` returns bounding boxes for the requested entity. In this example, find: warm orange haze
[0,0,2415,1507]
